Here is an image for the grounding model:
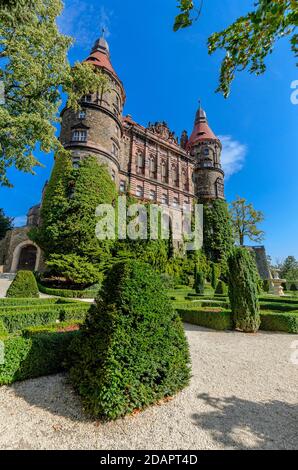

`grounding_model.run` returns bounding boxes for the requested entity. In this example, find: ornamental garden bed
[0,297,88,385]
